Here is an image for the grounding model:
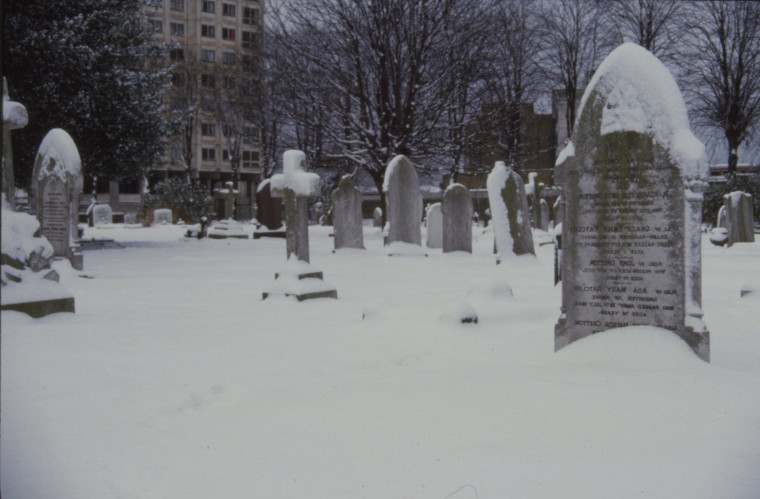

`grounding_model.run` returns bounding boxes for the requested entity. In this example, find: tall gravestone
[723,192,754,246]
[264,150,337,300]
[554,43,709,361]
[256,179,283,230]
[32,129,84,270]
[487,161,536,259]
[331,175,364,250]
[383,155,422,246]
[426,203,443,249]
[540,199,551,230]
[442,183,473,253]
